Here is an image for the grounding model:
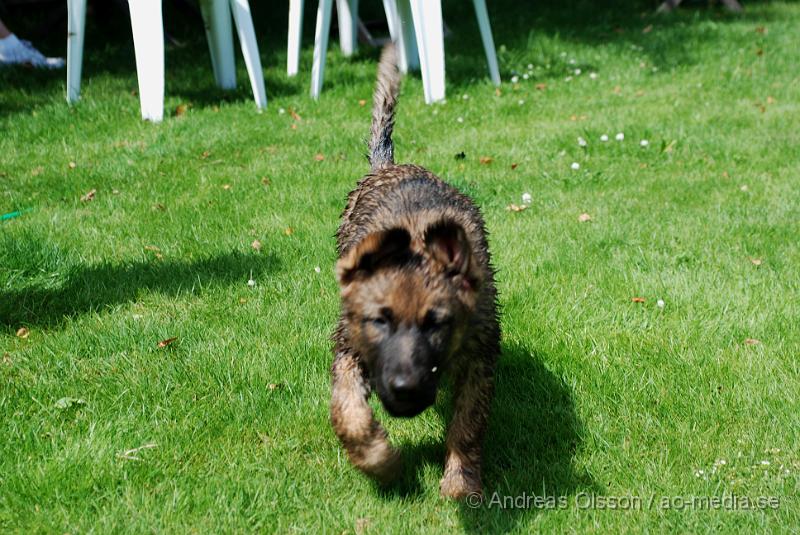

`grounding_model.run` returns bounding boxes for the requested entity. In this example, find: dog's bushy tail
[368,44,401,171]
